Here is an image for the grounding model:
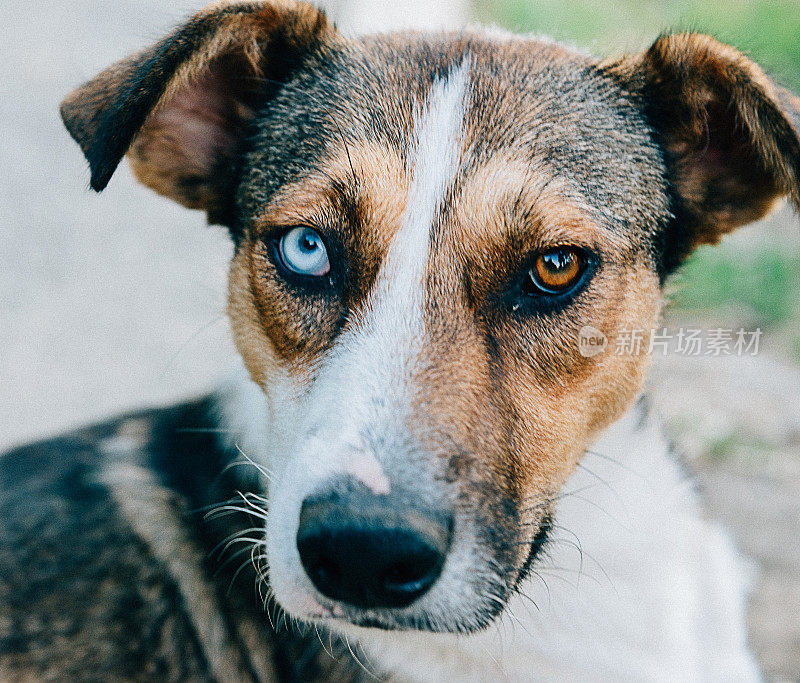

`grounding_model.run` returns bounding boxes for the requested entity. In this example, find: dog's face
[62,1,800,634]
[227,35,670,632]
